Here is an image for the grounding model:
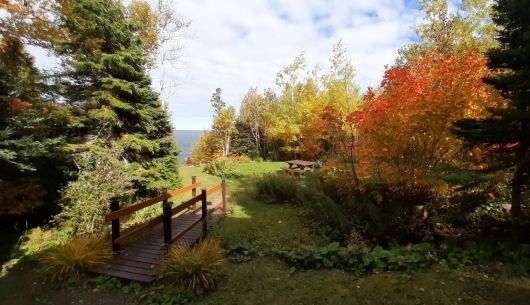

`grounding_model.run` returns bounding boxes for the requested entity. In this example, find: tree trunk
[512,141,529,221]
[511,164,522,219]
[223,134,231,157]
[250,123,261,156]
